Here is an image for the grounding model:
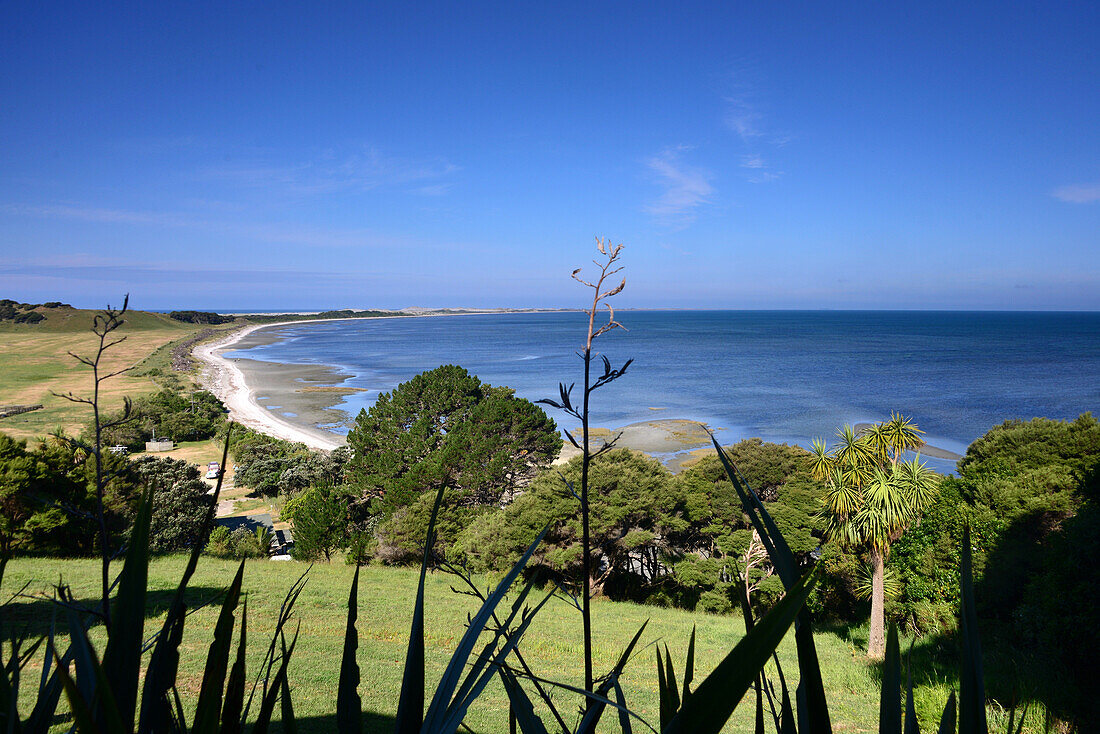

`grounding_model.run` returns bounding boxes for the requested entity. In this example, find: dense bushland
[0,433,218,558]
[454,442,822,616]
[167,310,237,325]
[92,388,227,449]
[0,299,70,324]
[230,426,349,497]
[890,413,1100,722]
